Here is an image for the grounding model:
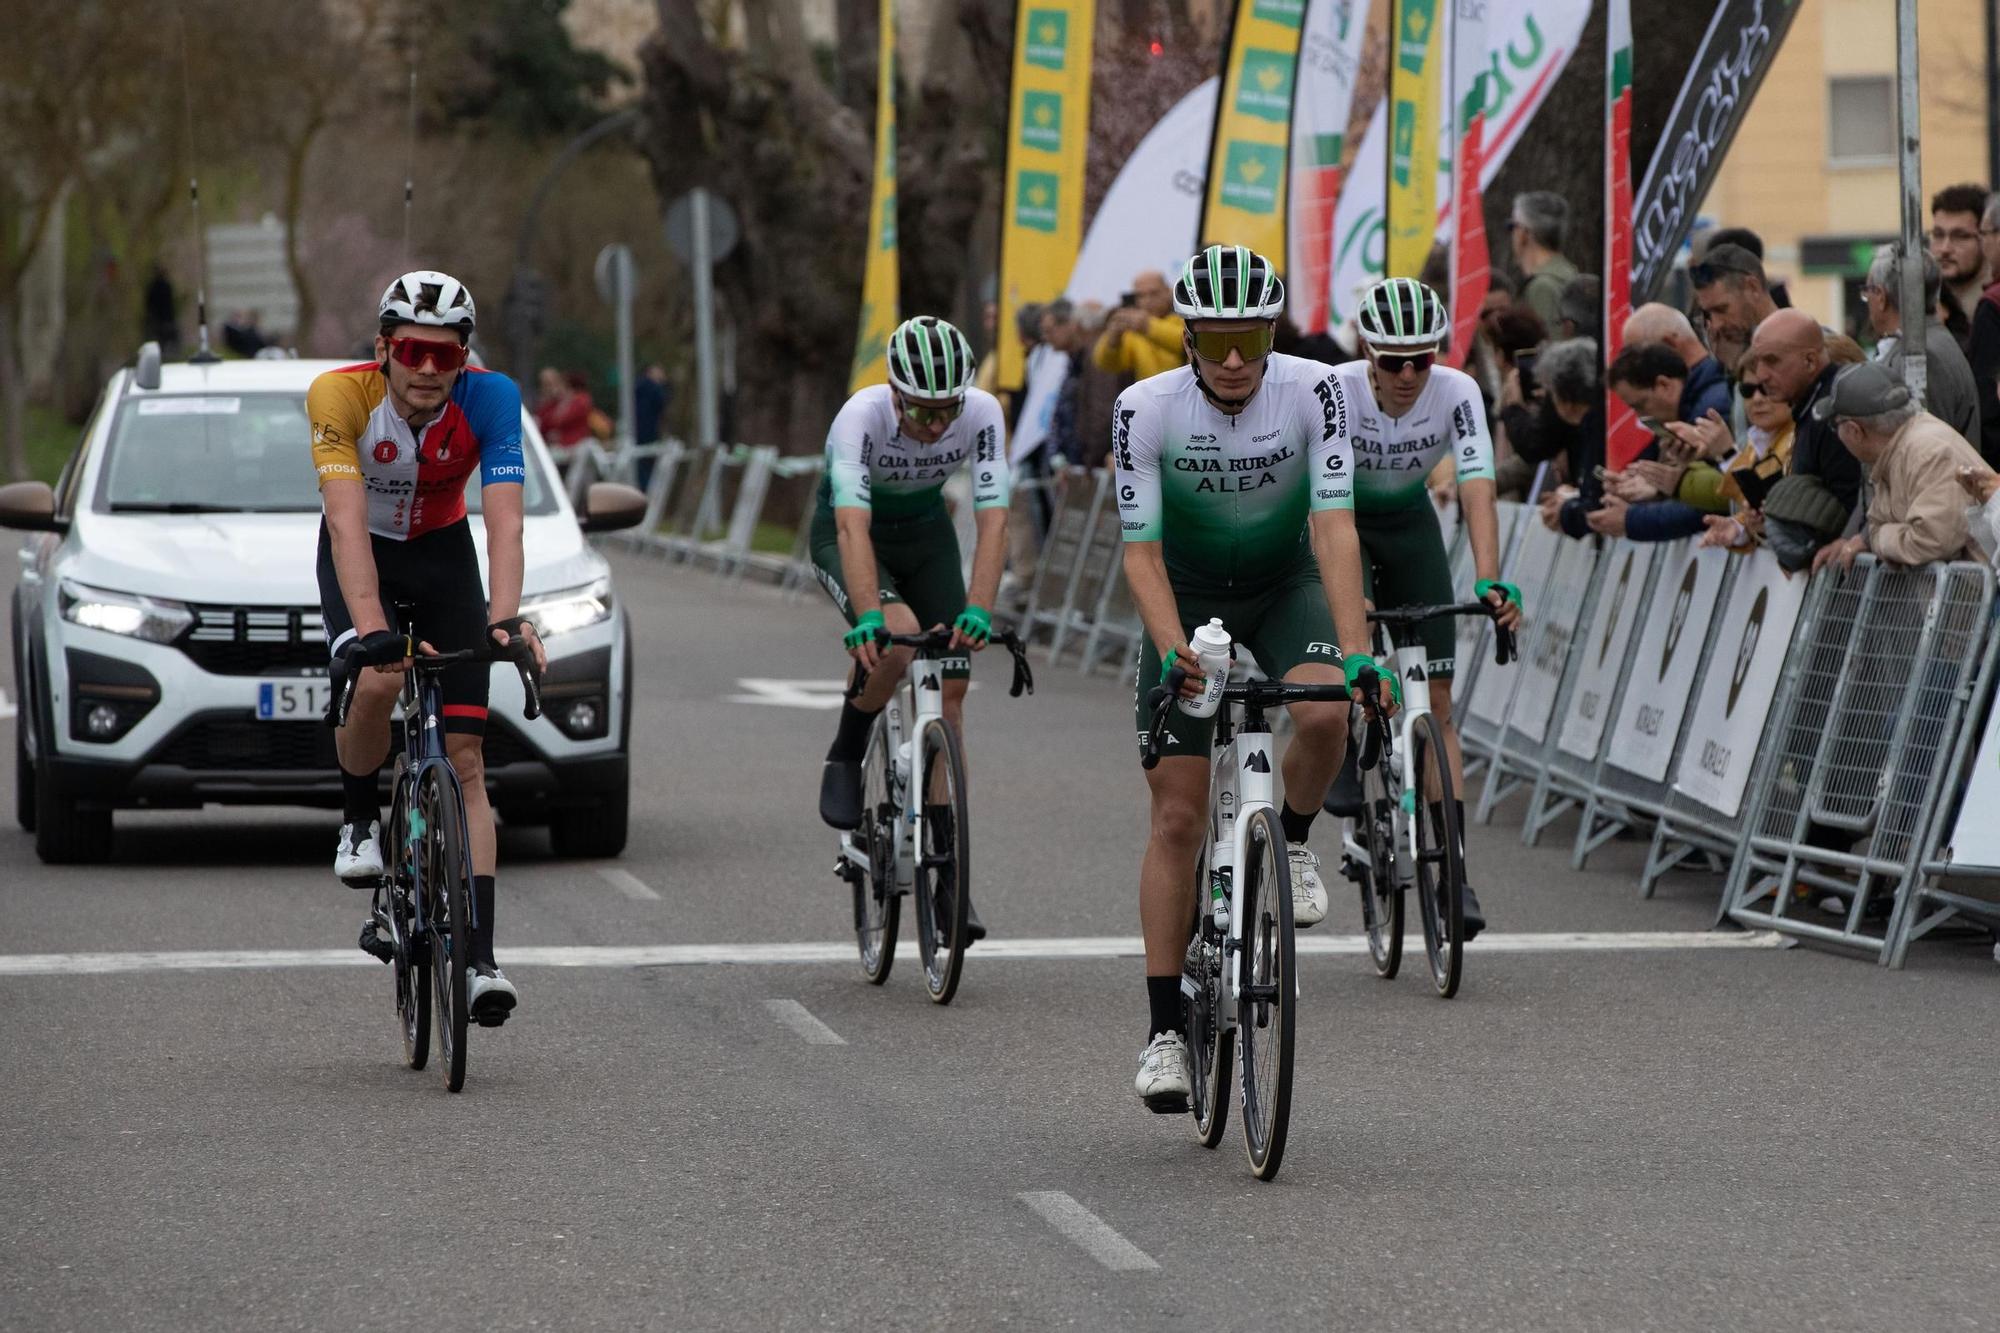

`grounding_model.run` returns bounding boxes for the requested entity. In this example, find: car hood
[61,511,603,604]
